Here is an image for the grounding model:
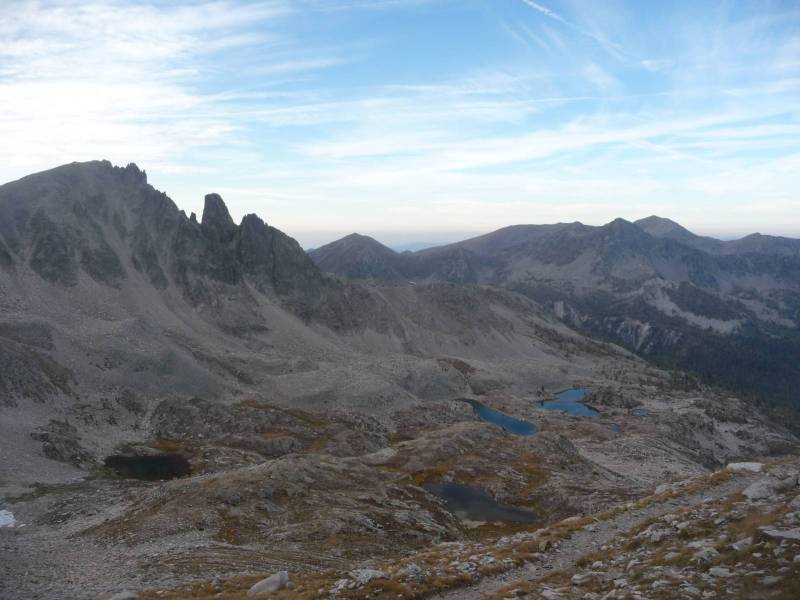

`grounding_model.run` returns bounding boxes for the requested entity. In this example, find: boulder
[331,579,352,593]
[742,477,784,501]
[361,447,398,466]
[681,585,701,597]
[732,537,753,551]
[571,572,600,585]
[692,547,719,564]
[726,462,764,473]
[350,569,387,585]
[759,527,800,541]
[401,563,422,581]
[247,571,289,596]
